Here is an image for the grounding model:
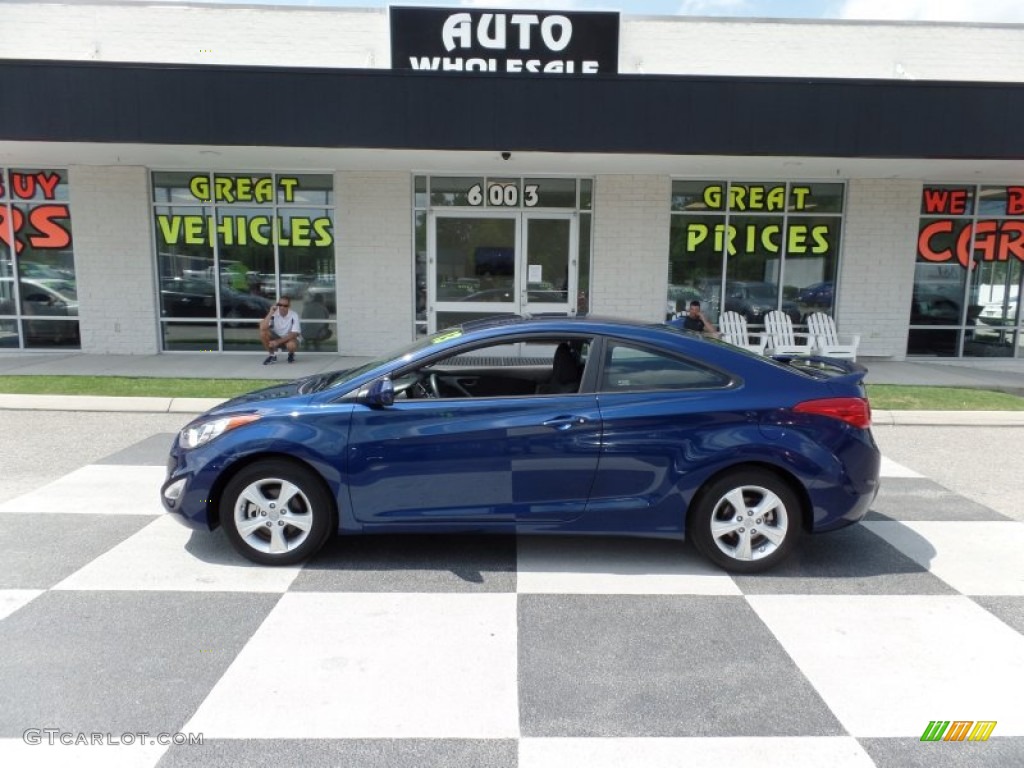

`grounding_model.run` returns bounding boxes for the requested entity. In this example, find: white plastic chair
[806,312,859,359]
[764,310,814,356]
[718,311,767,354]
